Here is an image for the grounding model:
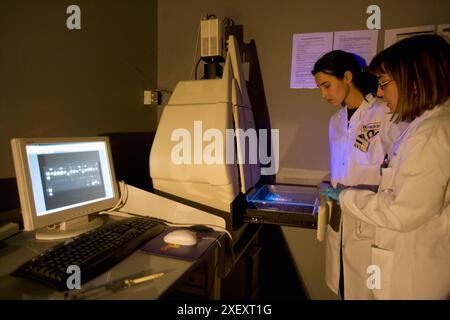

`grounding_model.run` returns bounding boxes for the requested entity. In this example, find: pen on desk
[67,271,166,299]
[124,272,165,287]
